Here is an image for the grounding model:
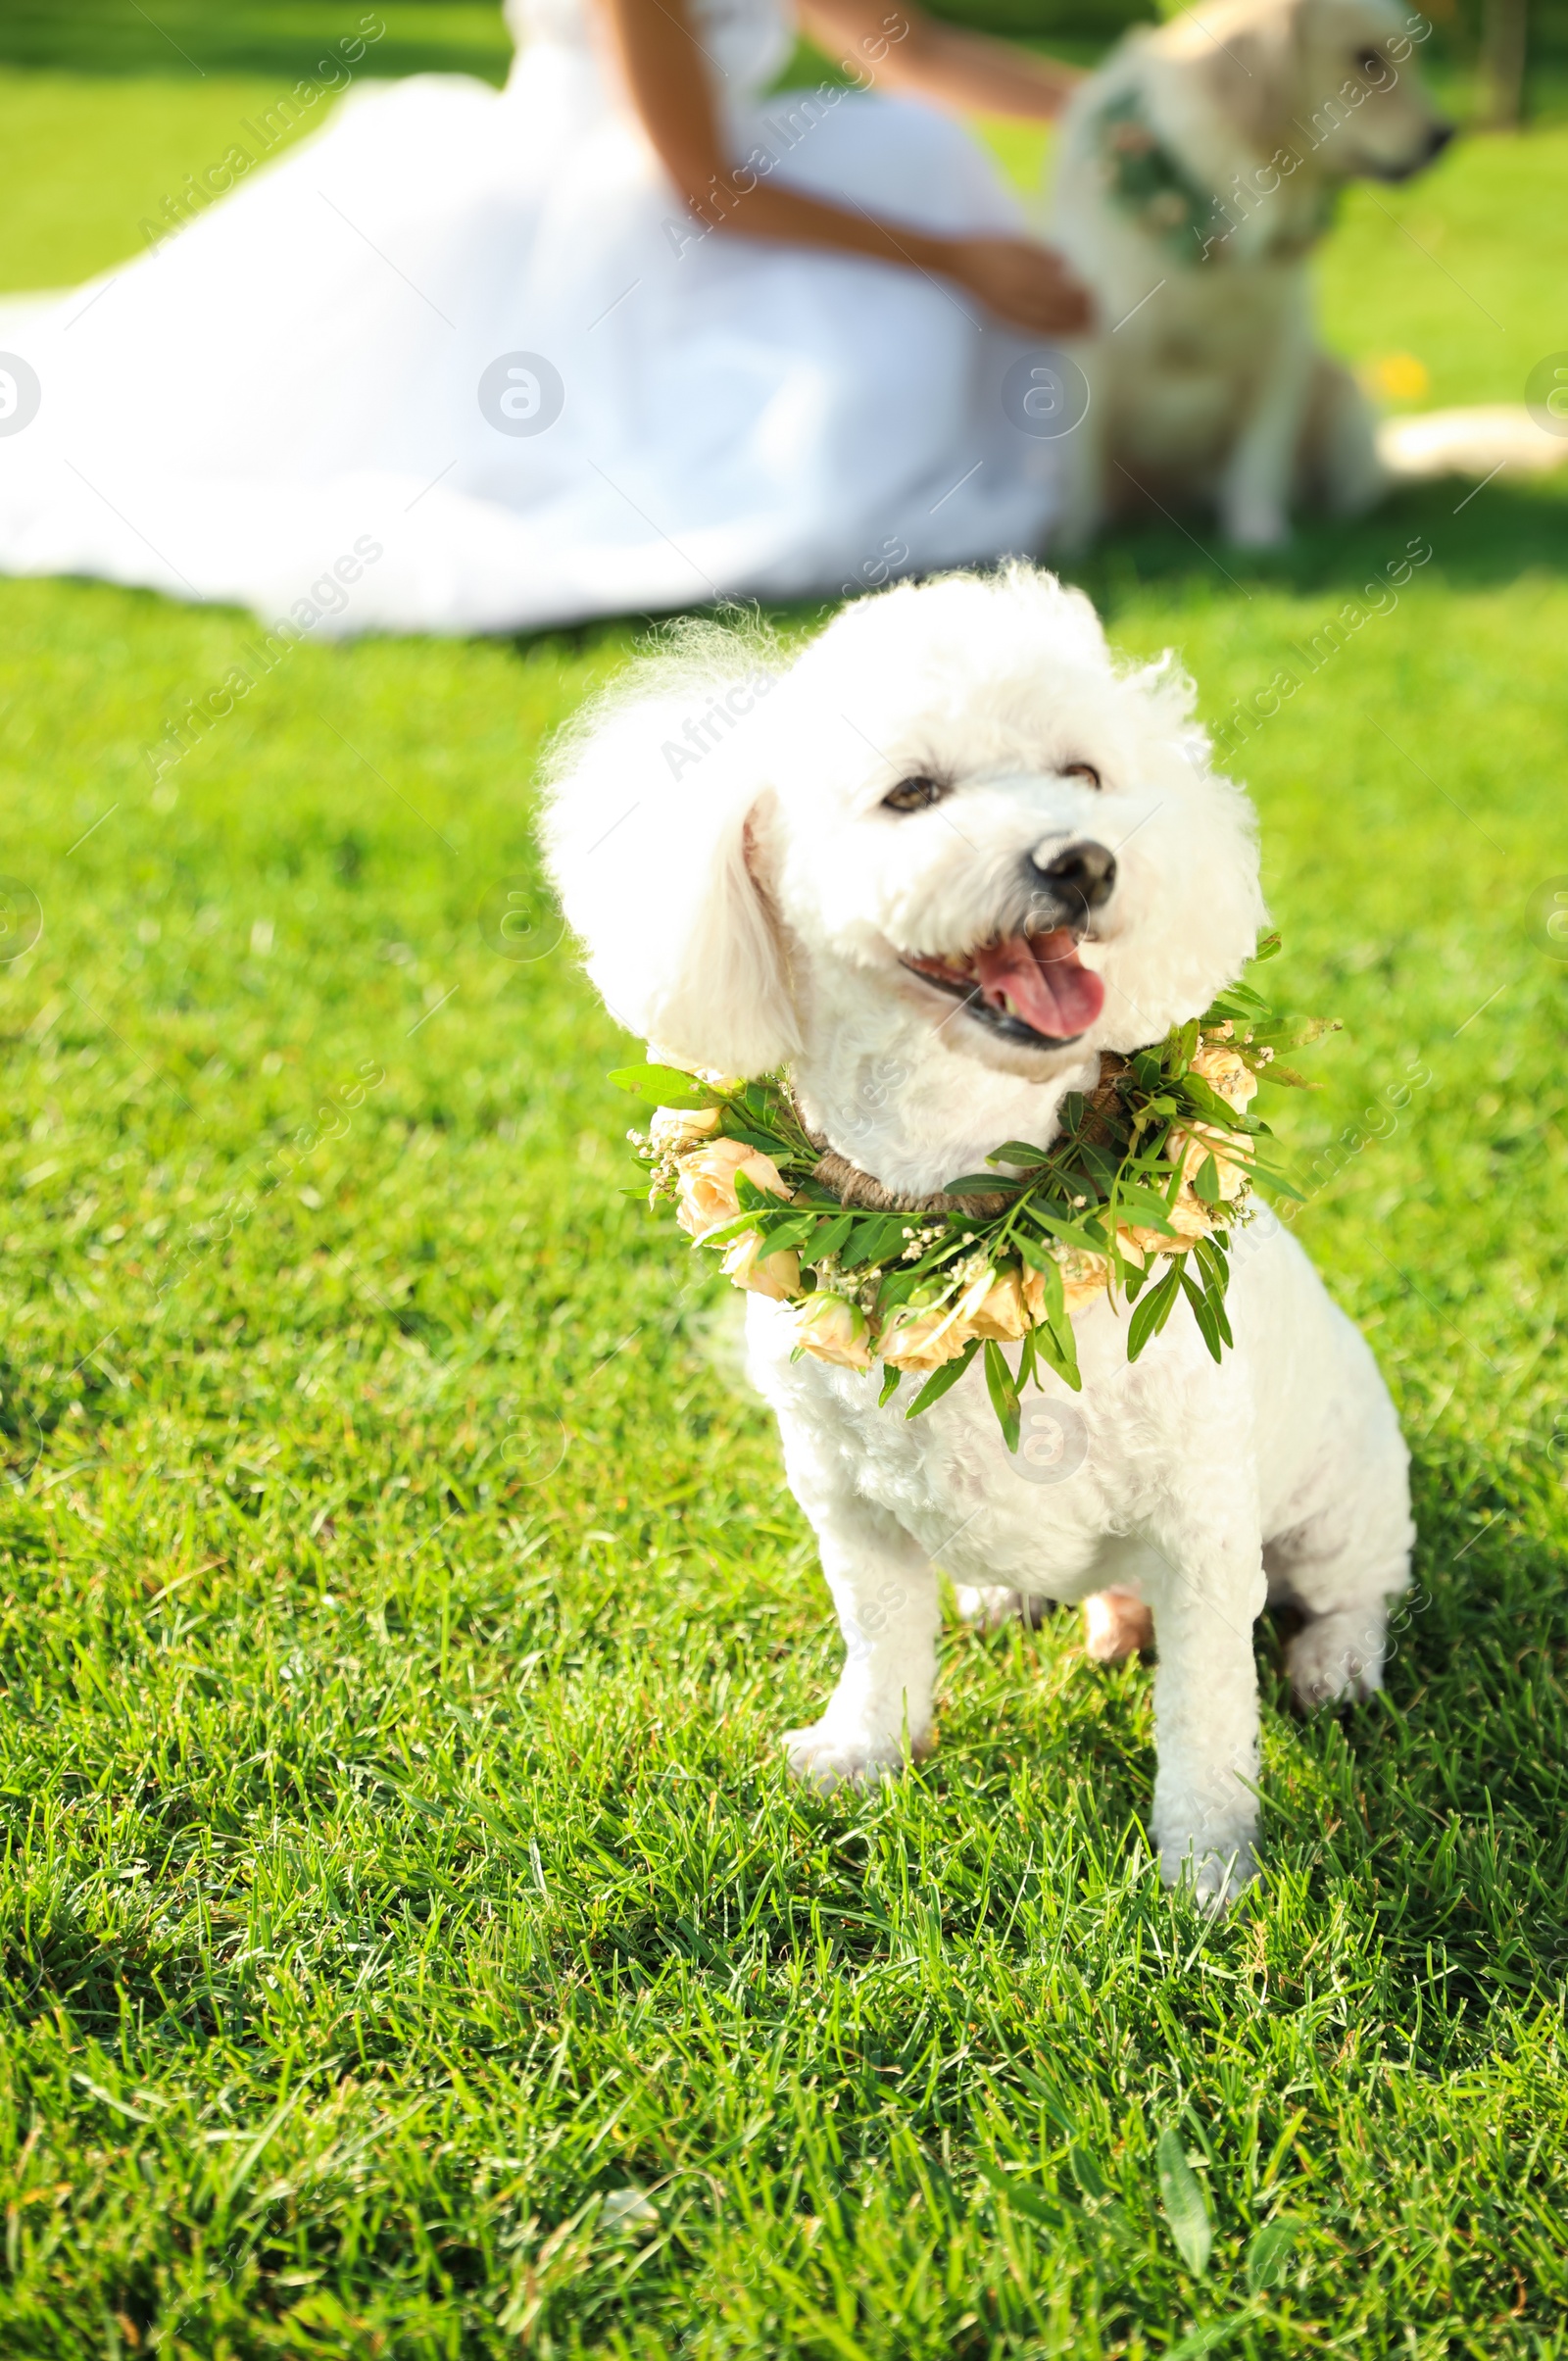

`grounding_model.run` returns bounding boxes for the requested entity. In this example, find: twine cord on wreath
[791,1055,1131,1219]
[804,1148,1008,1217]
